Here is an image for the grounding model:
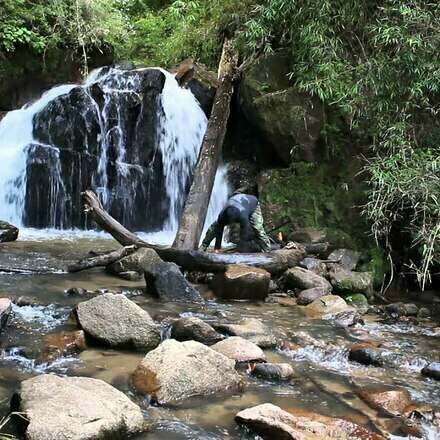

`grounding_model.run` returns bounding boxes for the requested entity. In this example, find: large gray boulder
[235,403,384,440]
[302,295,354,319]
[132,339,242,405]
[295,287,328,306]
[284,267,332,292]
[75,293,160,350]
[328,249,360,271]
[214,318,277,348]
[14,374,145,440]
[170,317,224,345]
[329,266,373,297]
[211,336,266,363]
